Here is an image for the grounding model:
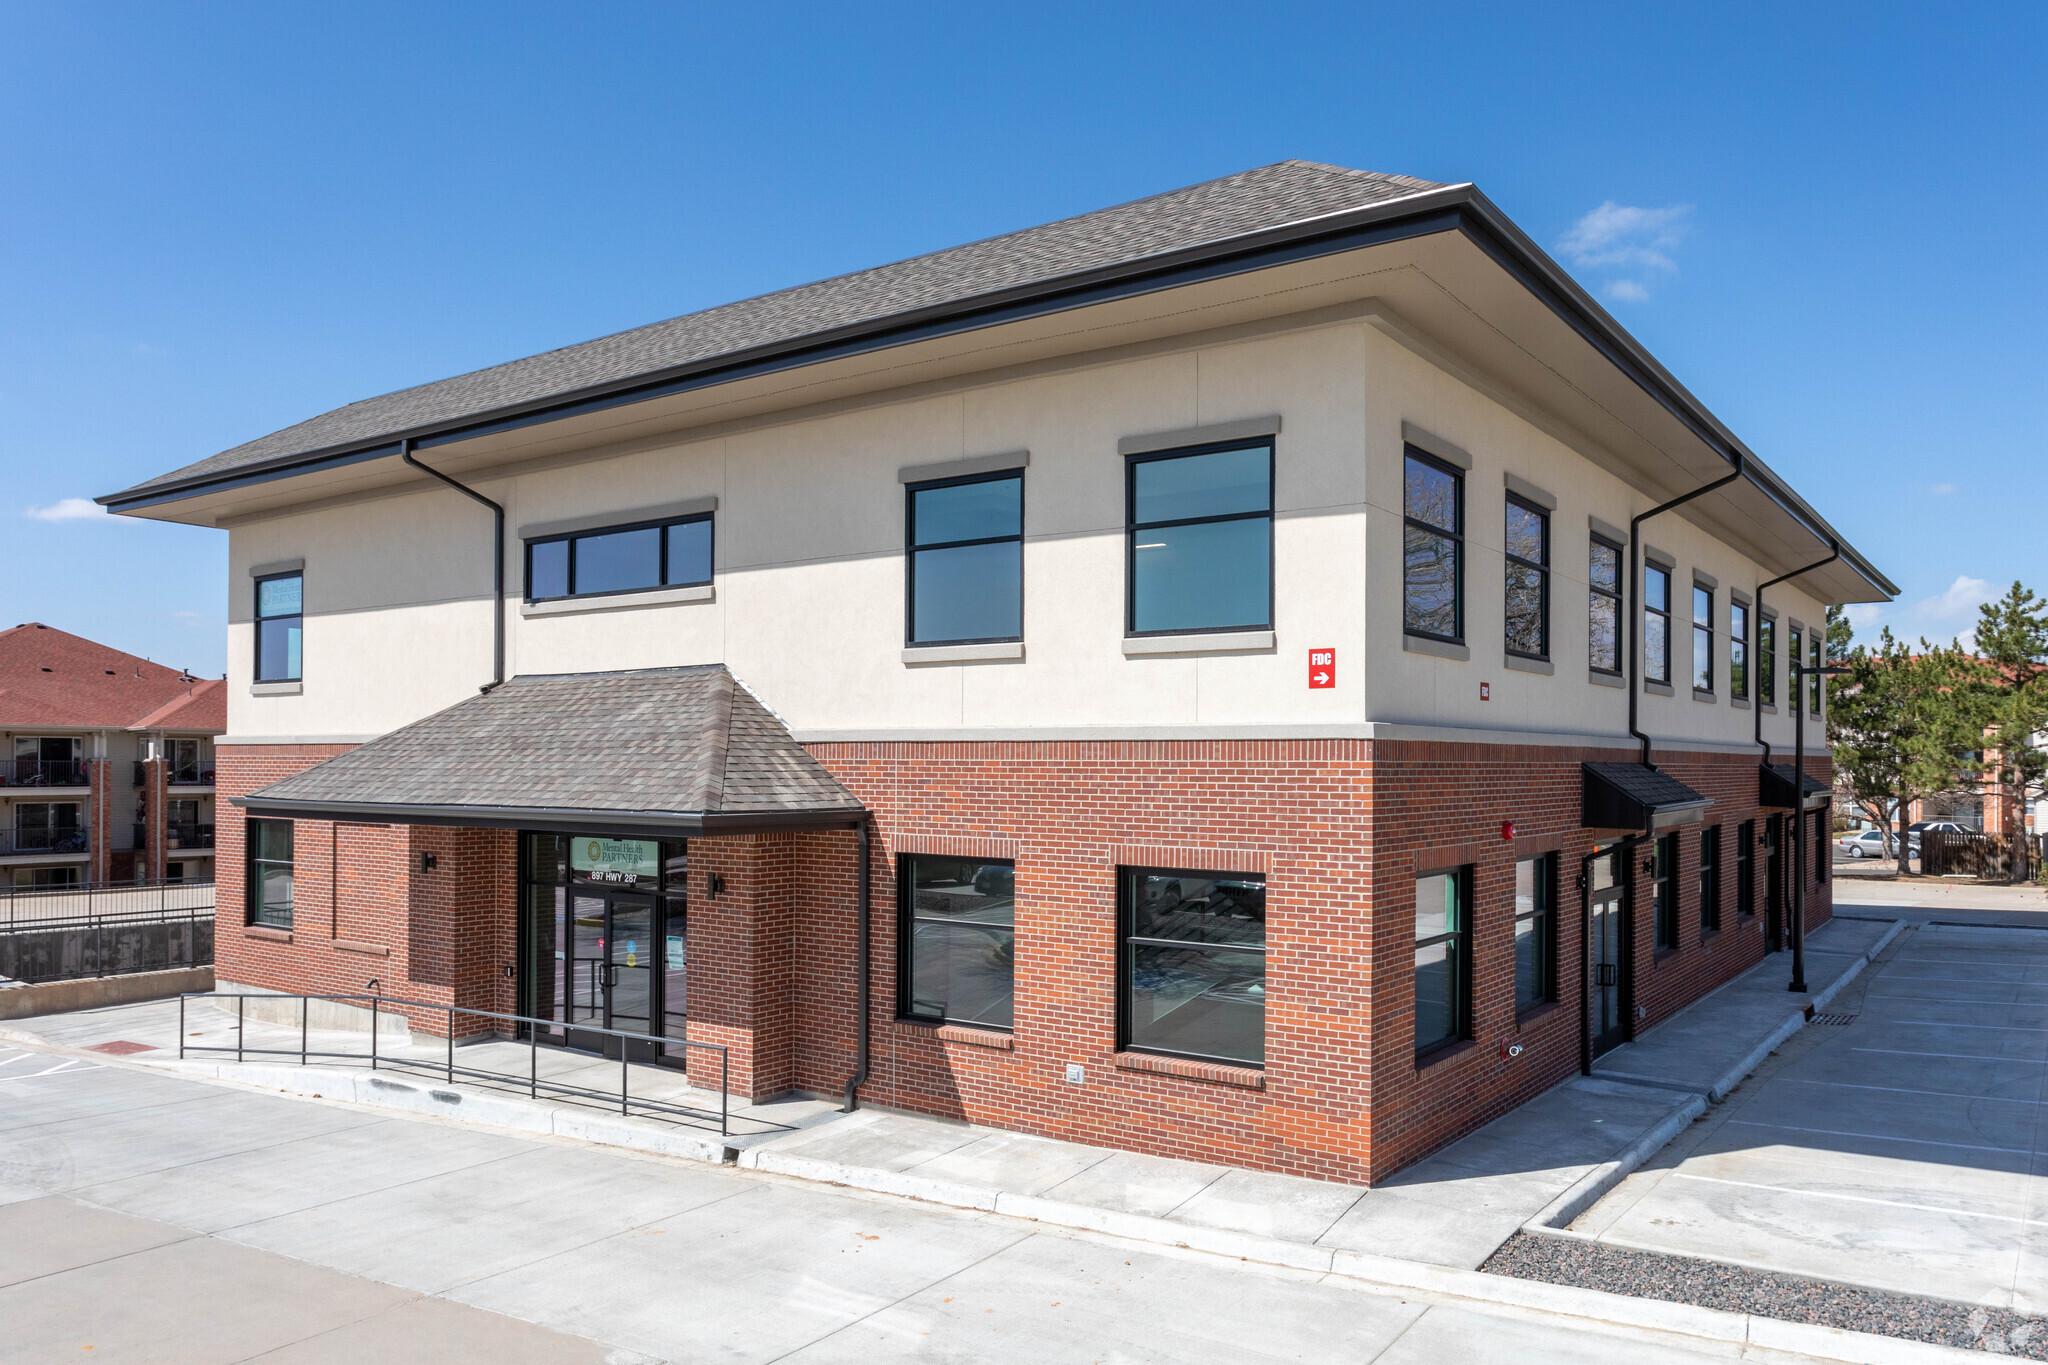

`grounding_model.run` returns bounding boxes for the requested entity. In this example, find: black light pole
[1788,657,1851,994]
